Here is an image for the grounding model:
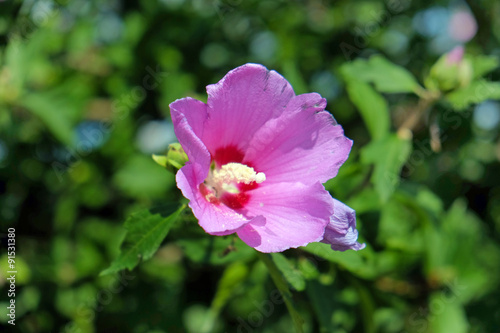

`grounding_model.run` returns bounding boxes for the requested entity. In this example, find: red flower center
[199,146,263,209]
